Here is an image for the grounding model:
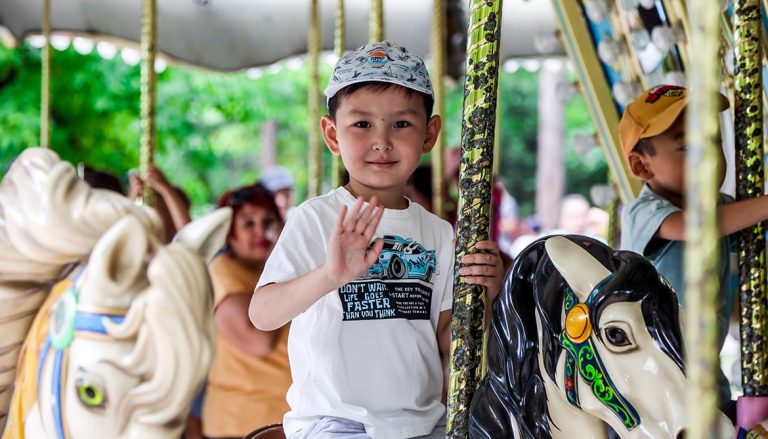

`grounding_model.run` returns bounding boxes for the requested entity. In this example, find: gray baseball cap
[324,41,433,104]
